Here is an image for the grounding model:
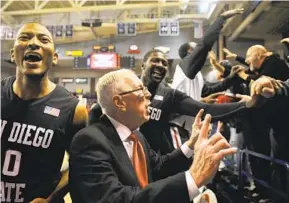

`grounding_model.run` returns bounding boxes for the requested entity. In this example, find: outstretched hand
[280,37,289,44]
[220,8,244,19]
[209,51,218,65]
[235,94,252,103]
[187,109,204,149]
[201,92,225,104]
[189,113,237,187]
[250,76,283,98]
[223,48,237,60]
[228,65,245,79]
